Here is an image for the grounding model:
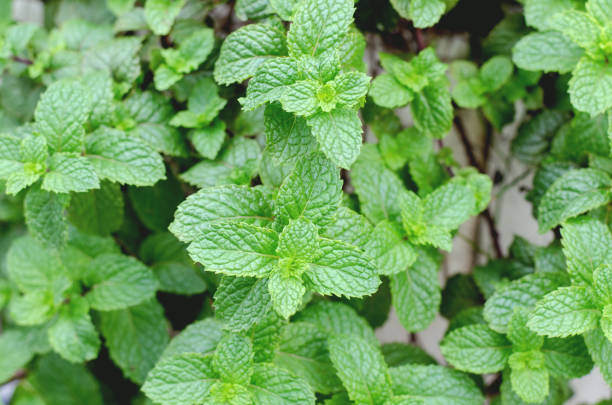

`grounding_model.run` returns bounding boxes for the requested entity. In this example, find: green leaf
[275,153,342,227]
[561,217,612,285]
[483,272,570,333]
[381,343,437,367]
[508,351,549,404]
[334,72,370,108]
[128,177,183,232]
[322,206,373,249]
[190,119,226,160]
[241,57,299,111]
[507,307,544,351]
[277,218,320,261]
[213,333,254,385]
[307,107,363,169]
[34,79,91,154]
[24,188,70,248]
[402,184,475,251]
[214,276,271,332]
[48,297,100,363]
[85,253,158,311]
[280,80,320,116]
[391,247,441,332]
[161,28,214,74]
[235,0,272,20]
[389,364,484,405]
[10,290,56,326]
[171,78,227,128]
[295,301,378,346]
[587,0,612,24]
[369,74,414,109]
[153,65,182,91]
[409,0,446,28]
[524,0,577,30]
[29,354,104,405]
[68,181,123,236]
[7,235,70,293]
[569,58,612,116]
[410,80,453,138]
[328,335,392,405]
[181,137,261,189]
[440,324,512,373]
[537,168,612,232]
[125,91,188,157]
[84,37,142,93]
[541,336,593,378]
[248,363,316,405]
[187,222,279,278]
[304,237,380,298]
[528,286,600,337]
[269,272,306,319]
[513,31,583,74]
[480,56,513,91]
[160,319,224,361]
[287,0,354,58]
[144,240,206,295]
[0,329,36,383]
[169,185,274,243]
[273,322,341,394]
[584,328,612,385]
[365,221,416,276]
[42,153,99,193]
[511,110,568,165]
[264,103,317,164]
[99,299,169,384]
[85,128,165,187]
[594,265,612,305]
[144,0,186,35]
[351,148,407,224]
[142,353,218,405]
[550,10,600,49]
